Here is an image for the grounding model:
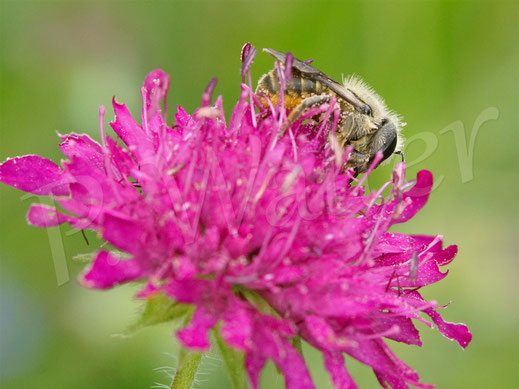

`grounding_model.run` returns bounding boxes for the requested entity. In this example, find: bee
[256,48,404,174]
